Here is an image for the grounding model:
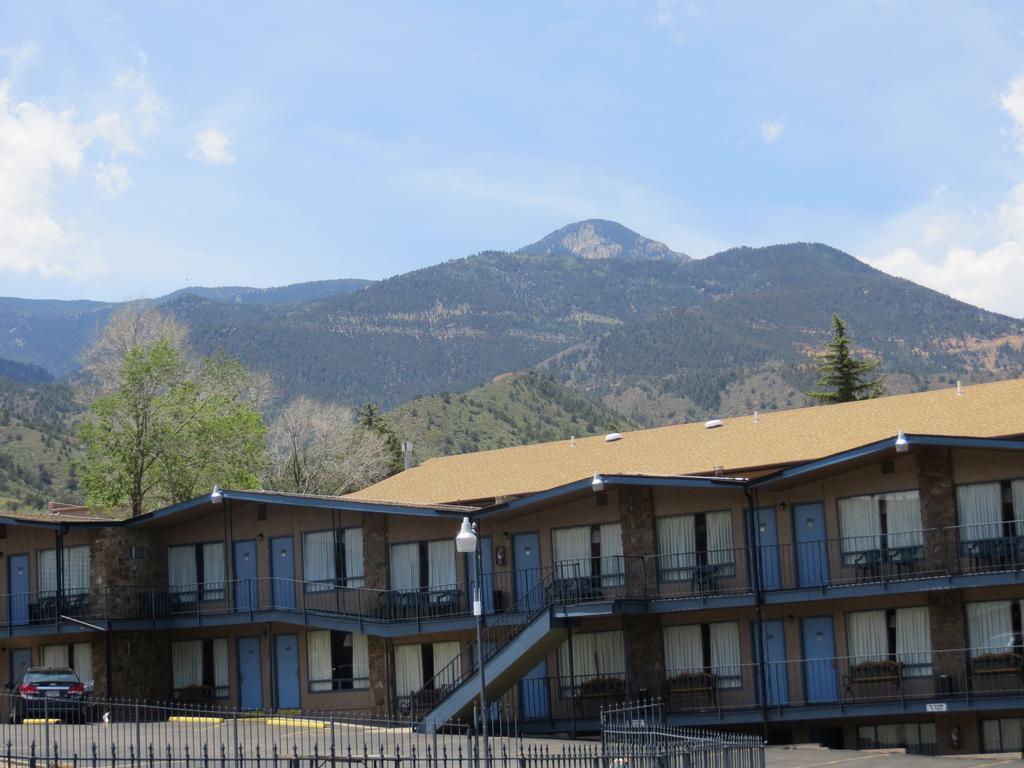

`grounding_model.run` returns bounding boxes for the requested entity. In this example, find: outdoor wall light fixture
[894,431,910,453]
[211,486,223,504]
[592,472,606,492]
